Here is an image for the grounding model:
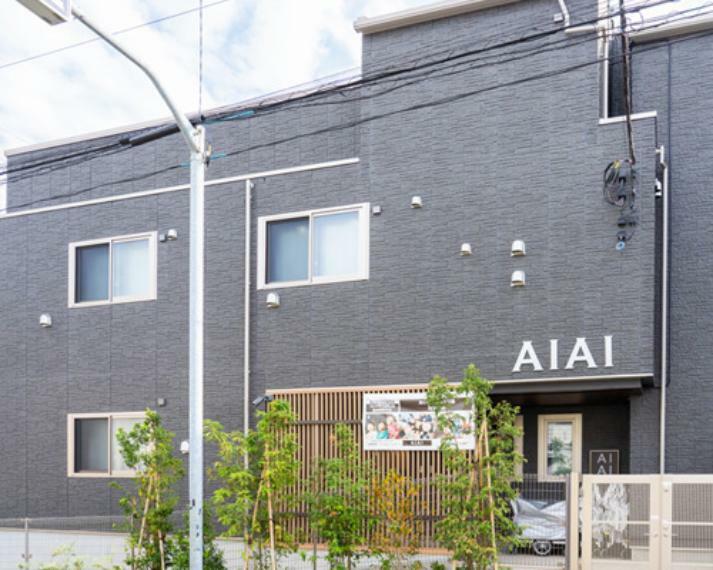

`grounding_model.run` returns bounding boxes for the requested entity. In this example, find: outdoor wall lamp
[39,313,52,328]
[266,292,281,308]
[460,242,473,256]
[511,270,526,287]
[511,240,526,256]
[410,195,423,208]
